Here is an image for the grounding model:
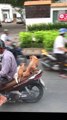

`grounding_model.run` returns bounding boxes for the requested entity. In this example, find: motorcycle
[41,49,67,71]
[5,42,27,65]
[0,69,45,103]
